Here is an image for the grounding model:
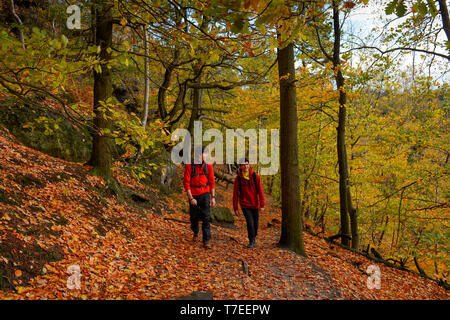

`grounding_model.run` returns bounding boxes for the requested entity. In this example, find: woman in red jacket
[233,158,265,248]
